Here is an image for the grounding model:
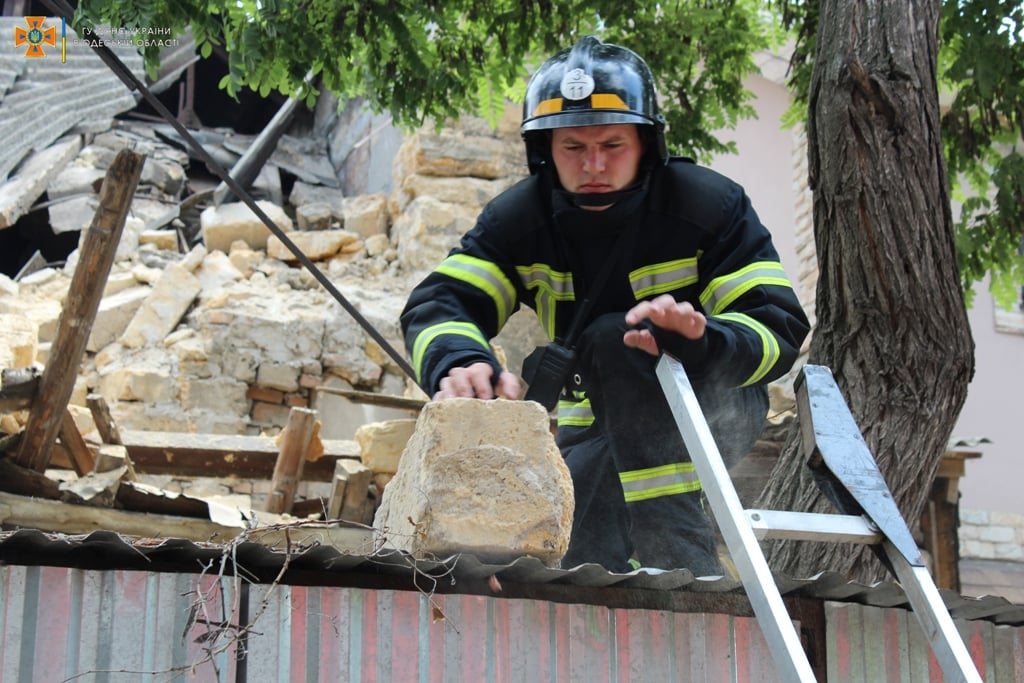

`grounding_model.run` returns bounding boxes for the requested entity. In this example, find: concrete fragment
[354,419,417,474]
[266,229,359,262]
[373,398,573,566]
[194,250,244,293]
[392,174,512,214]
[391,196,477,274]
[0,136,82,229]
[119,264,201,349]
[342,193,389,239]
[392,132,510,182]
[289,181,344,211]
[199,200,294,253]
[87,286,150,352]
[0,314,38,369]
[0,274,17,297]
[139,229,178,251]
[256,361,301,393]
[295,202,337,231]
